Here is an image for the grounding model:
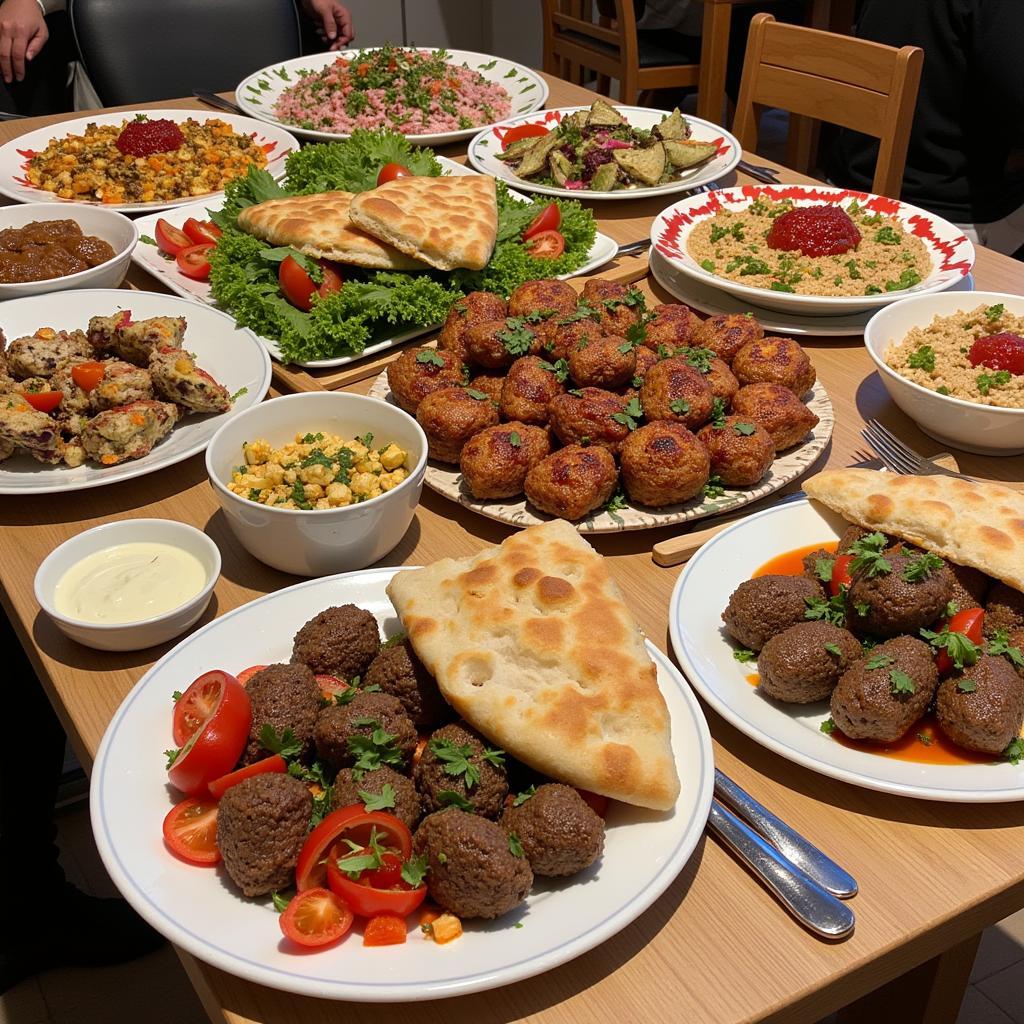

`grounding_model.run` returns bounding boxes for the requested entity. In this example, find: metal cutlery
[861,421,967,478]
[737,159,781,184]
[193,90,246,116]
[615,238,651,258]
